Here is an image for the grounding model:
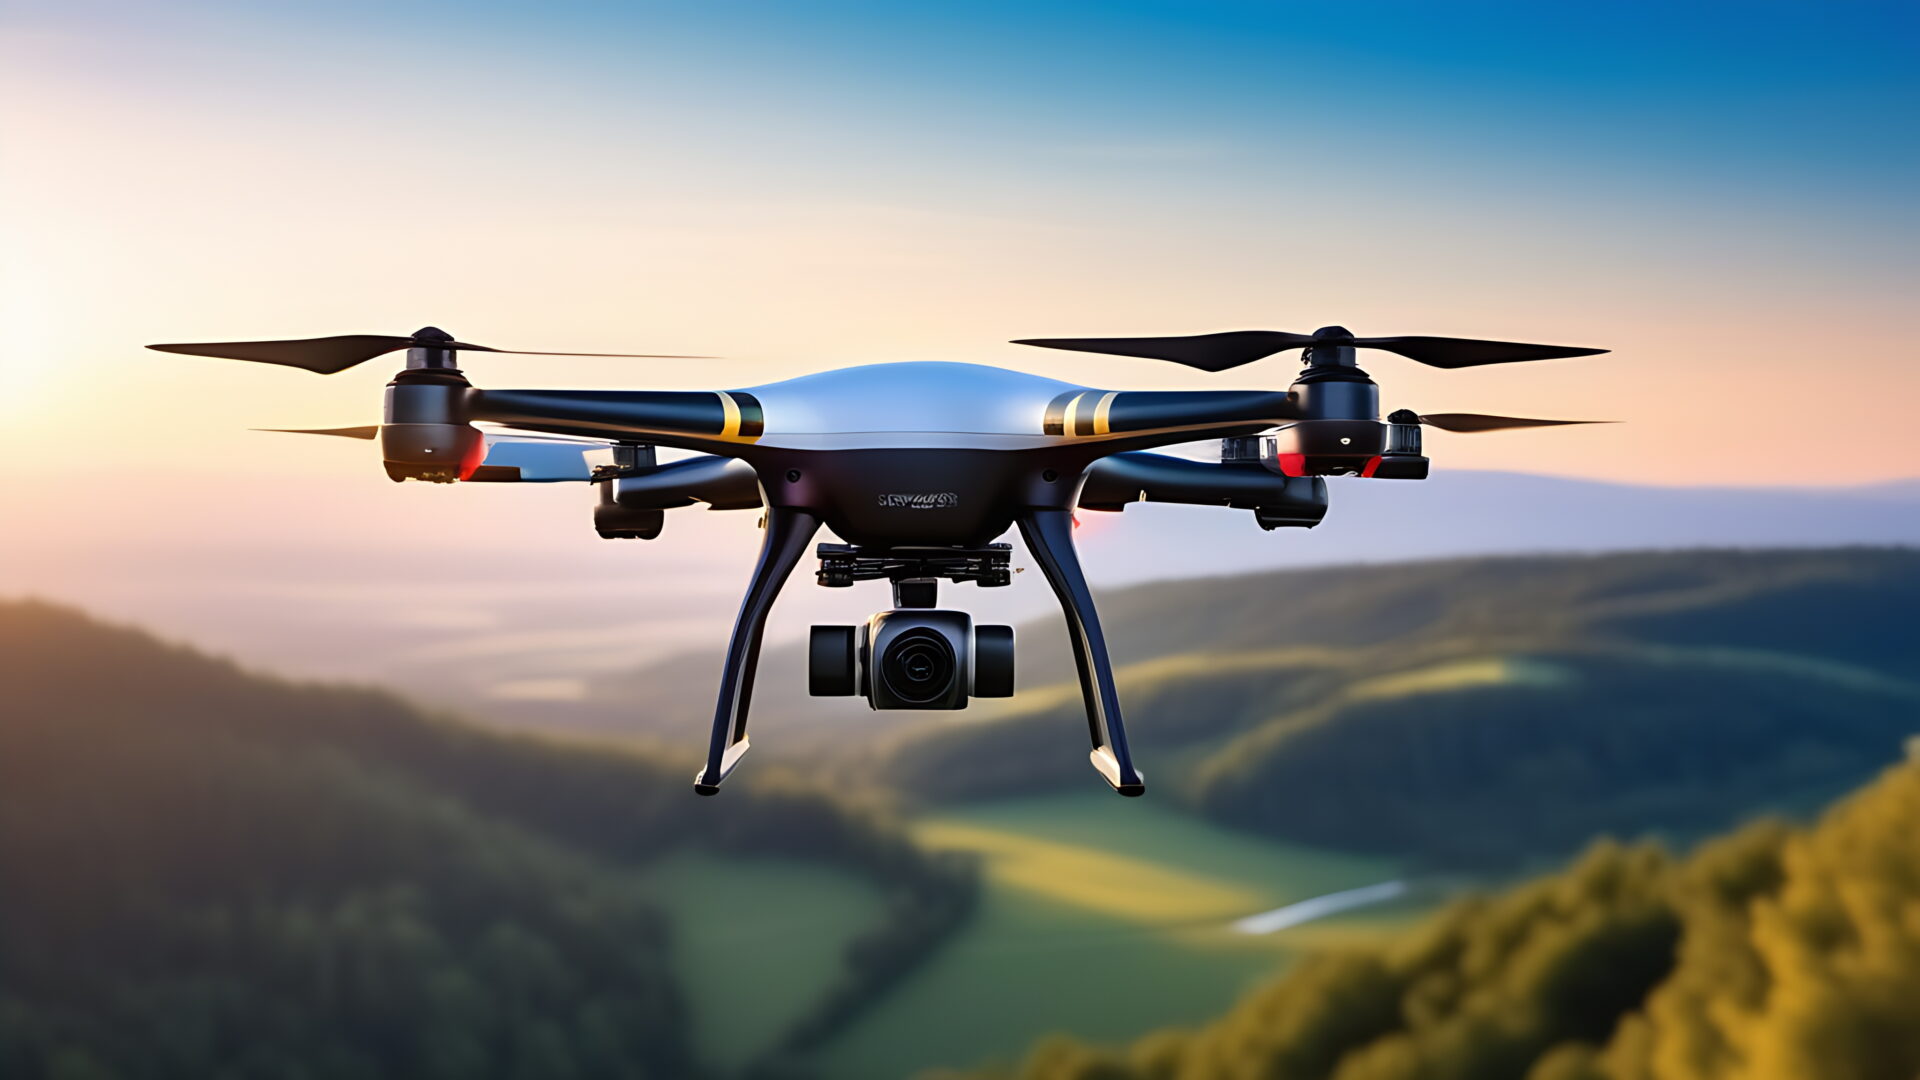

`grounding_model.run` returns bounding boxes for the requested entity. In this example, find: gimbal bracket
[815,543,1014,608]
